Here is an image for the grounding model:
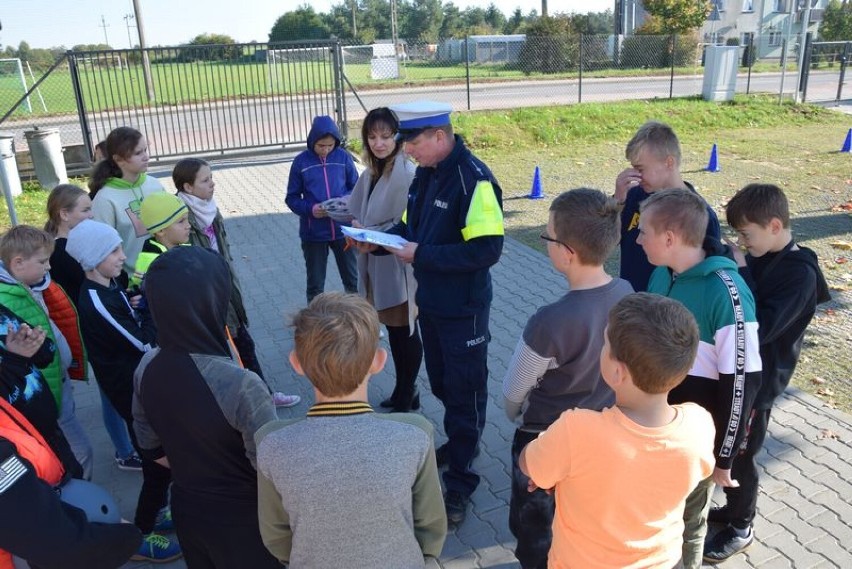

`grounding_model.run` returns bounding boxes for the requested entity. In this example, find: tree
[504,8,526,34]
[398,0,443,42]
[484,4,507,32]
[641,0,711,34]
[186,33,240,60]
[440,3,467,38]
[269,6,331,43]
[518,15,579,74]
[570,10,614,35]
[820,0,852,41]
